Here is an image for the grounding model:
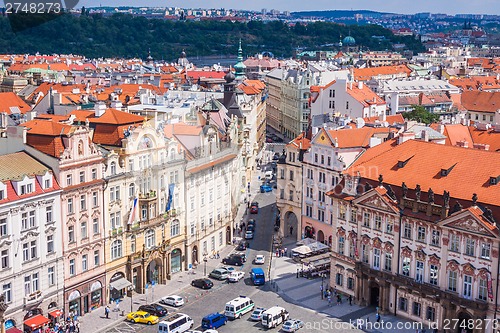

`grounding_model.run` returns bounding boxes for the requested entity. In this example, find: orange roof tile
[0,92,31,114]
[21,119,72,136]
[325,127,395,148]
[347,84,386,106]
[346,139,500,208]
[287,132,311,150]
[461,90,500,113]
[353,65,412,81]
